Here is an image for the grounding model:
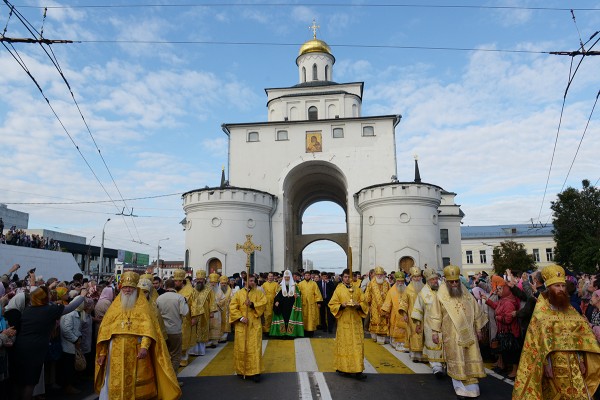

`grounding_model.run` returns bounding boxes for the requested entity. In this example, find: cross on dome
[309,19,320,39]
